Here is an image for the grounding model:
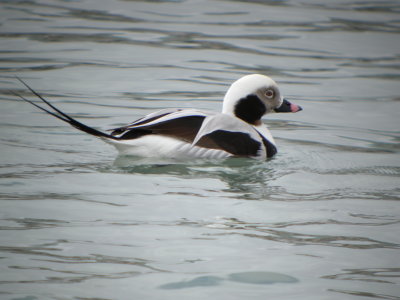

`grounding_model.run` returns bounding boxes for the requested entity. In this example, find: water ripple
[328,288,400,300]
[323,267,400,284]
[179,217,400,250]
